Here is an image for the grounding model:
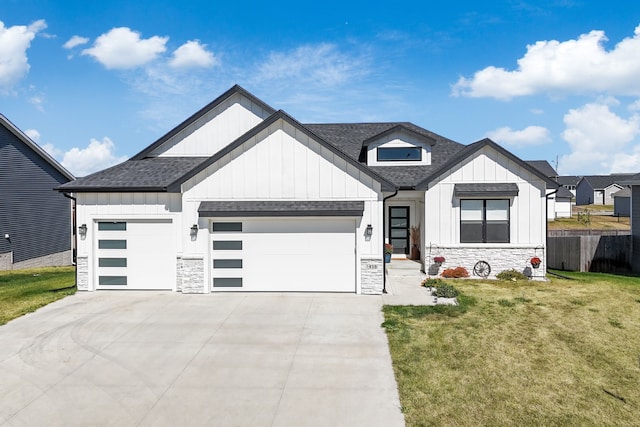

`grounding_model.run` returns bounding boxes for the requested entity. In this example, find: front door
[389,206,409,255]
